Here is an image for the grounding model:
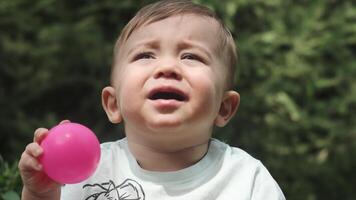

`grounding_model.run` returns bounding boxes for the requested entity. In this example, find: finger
[59,119,71,124]
[25,143,43,158]
[34,128,49,143]
[19,151,42,172]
